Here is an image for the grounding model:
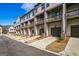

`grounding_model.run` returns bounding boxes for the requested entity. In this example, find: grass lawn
[46,37,70,53]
